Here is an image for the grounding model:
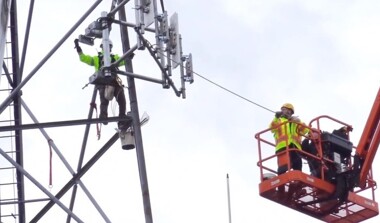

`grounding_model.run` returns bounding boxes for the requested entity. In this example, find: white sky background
[1,0,379,222]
